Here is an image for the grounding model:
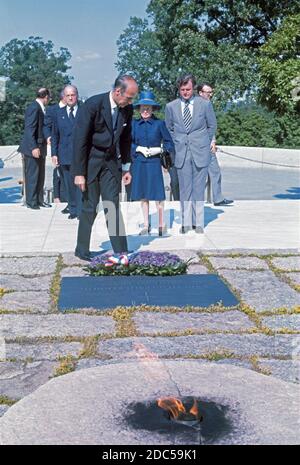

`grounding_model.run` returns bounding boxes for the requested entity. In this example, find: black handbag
[160,150,173,170]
